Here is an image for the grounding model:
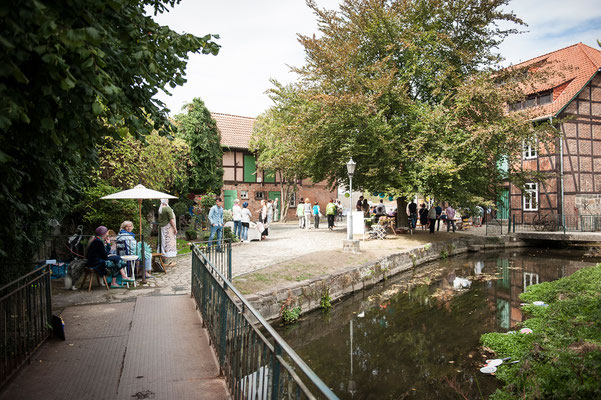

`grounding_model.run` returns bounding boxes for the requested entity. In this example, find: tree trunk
[396,197,409,228]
